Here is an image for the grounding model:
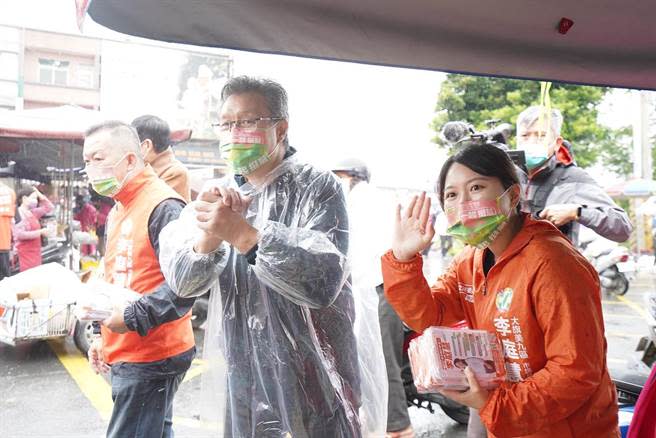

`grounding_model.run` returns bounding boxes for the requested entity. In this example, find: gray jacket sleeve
[565,181,632,242]
[252,177,349,309]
